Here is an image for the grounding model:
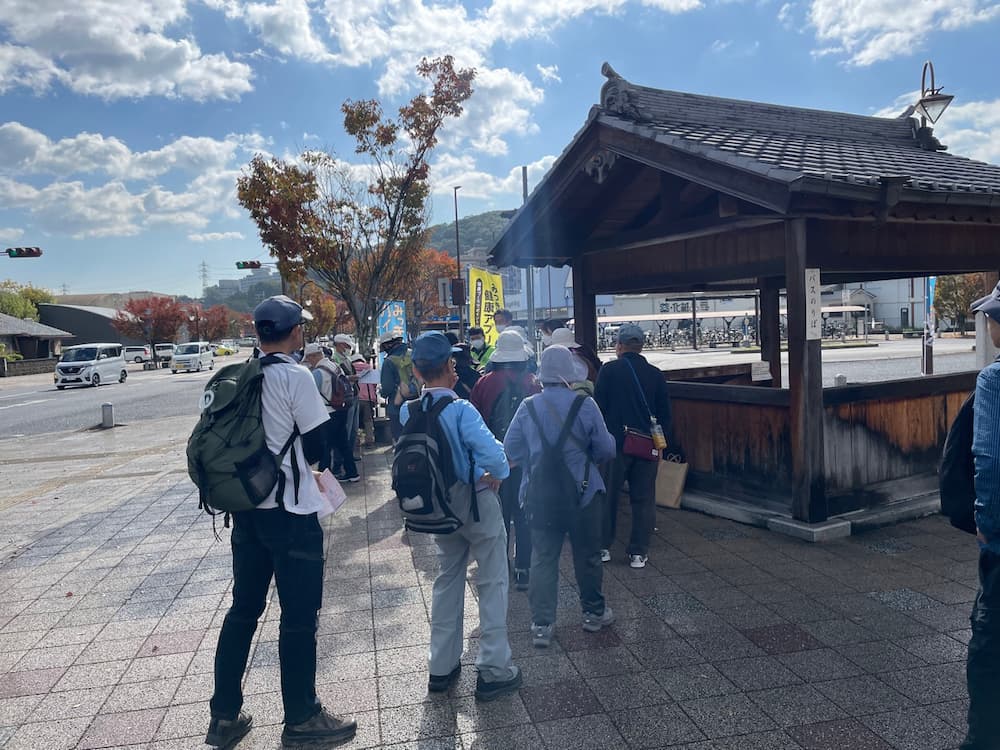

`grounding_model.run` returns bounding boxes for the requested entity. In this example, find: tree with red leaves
[408,248,458,336]
[112,296,186,364]
[202,305,231,342]
[237,56,475,353]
